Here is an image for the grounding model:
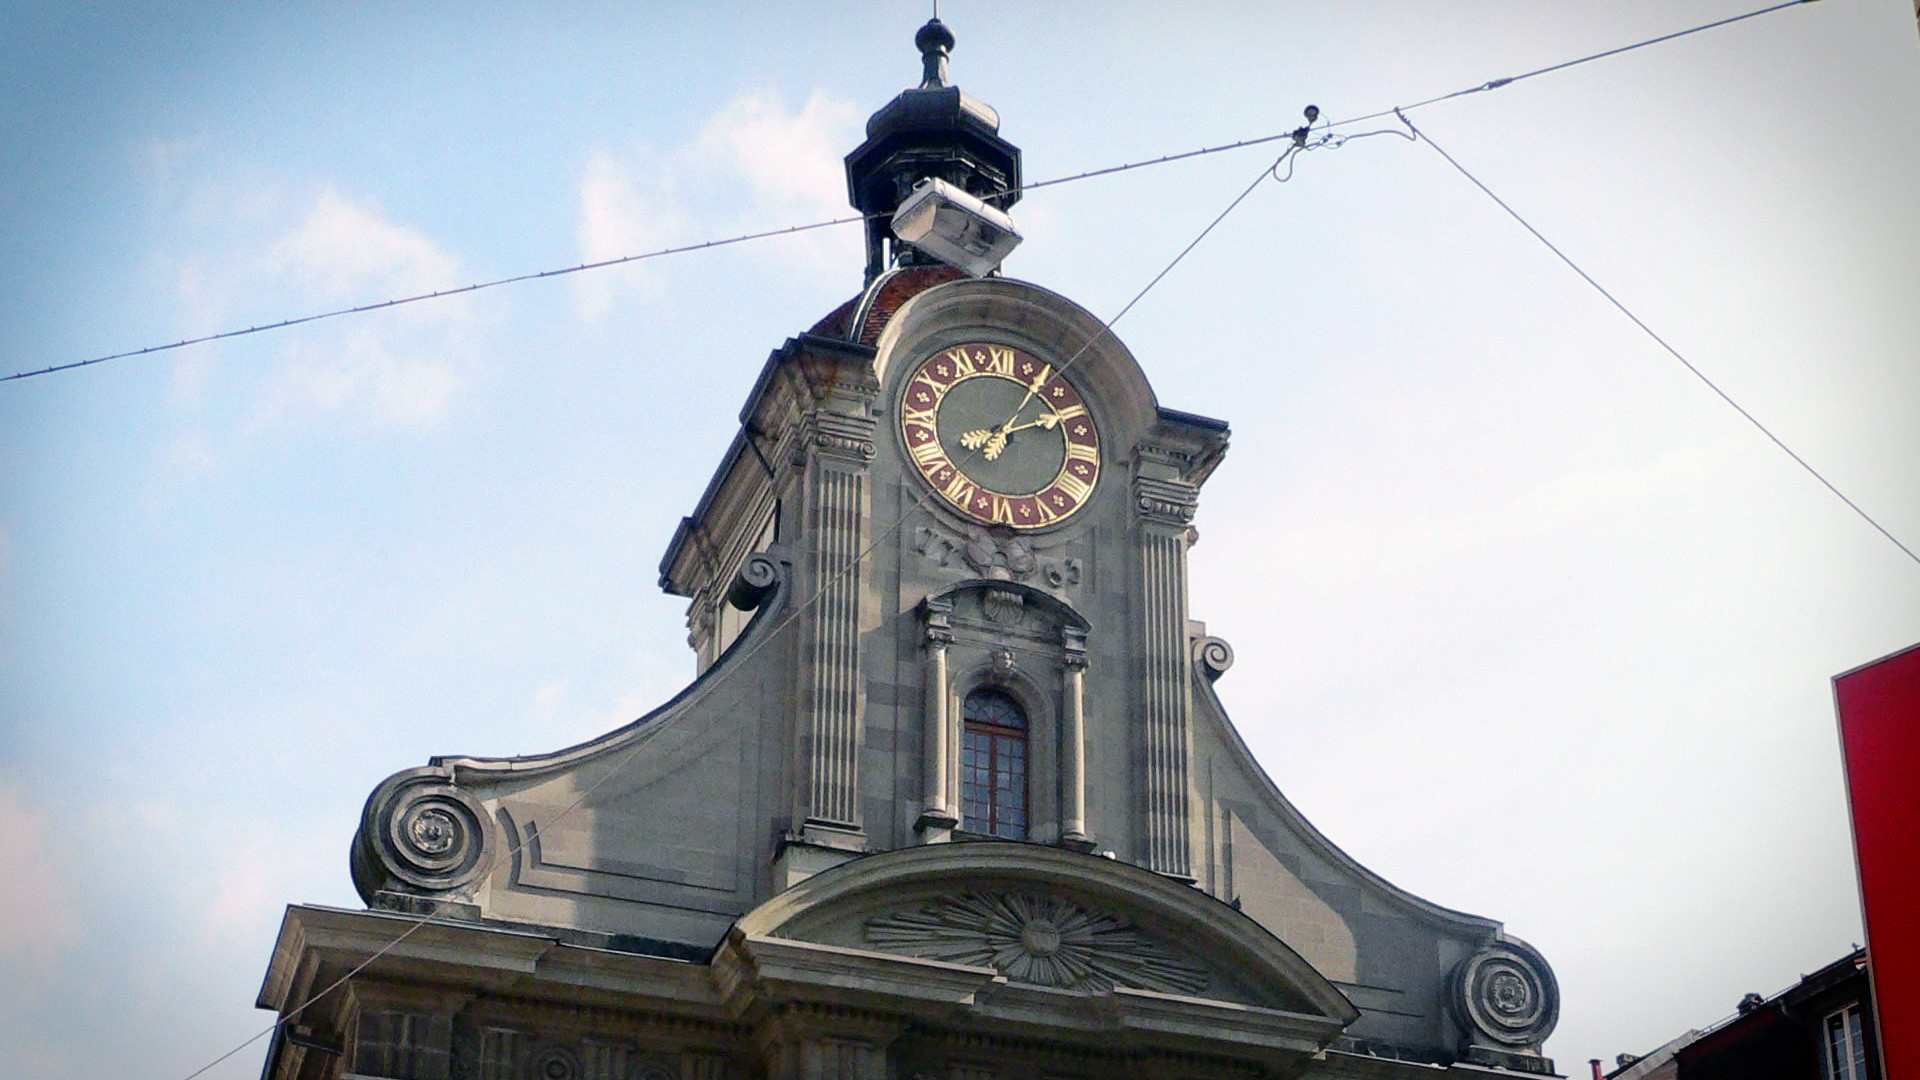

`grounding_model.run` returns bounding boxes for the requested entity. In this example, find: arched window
[961,687,1028,839]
